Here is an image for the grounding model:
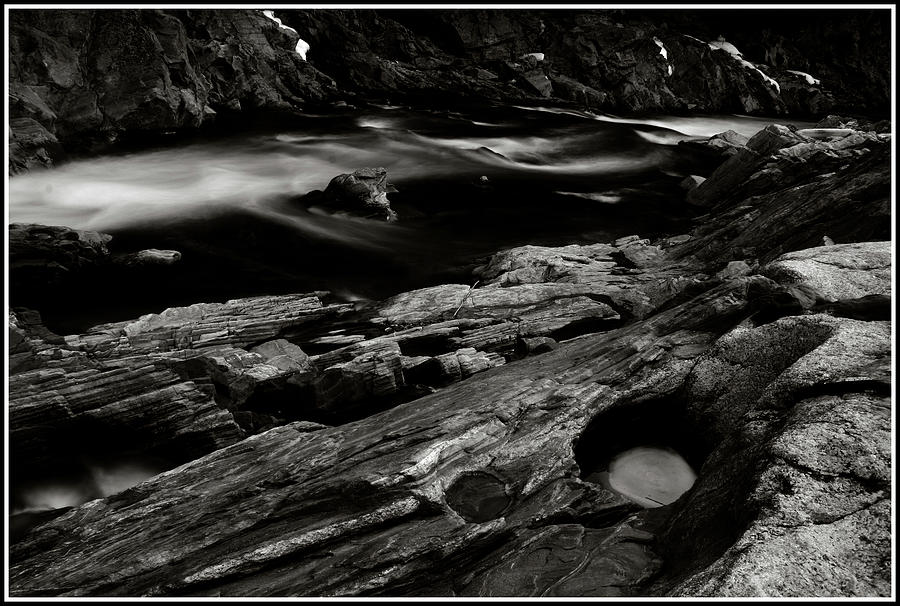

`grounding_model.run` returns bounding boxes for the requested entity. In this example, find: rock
[9,223,112,271]
[675,126,890,265]
[251,339,313,372]
[679,130,749,162]
[679,175,706,192]
[460,519,662,597]
[312,340,404,417]
[8,8,338,168]
[9,223,114,300]
[376,283,619,336]
[319,167,398,221]
[762,242,891,302]
[516,68,553,97]
[519,336,557,355]
[8,117,64,175]
[687,125,808,208]
[7,276,774,597]
[177,340,315,412]
[8,9,891,173]
[66,293,354,356]
[715,260,752,280]
[616,239,665,269]
[657,315,890,597]
[474,242,702,320]
[114,249,182,266]
[9,340,245,478]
